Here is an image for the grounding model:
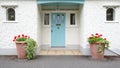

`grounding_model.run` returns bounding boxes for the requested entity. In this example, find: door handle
[51,30,53,32]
